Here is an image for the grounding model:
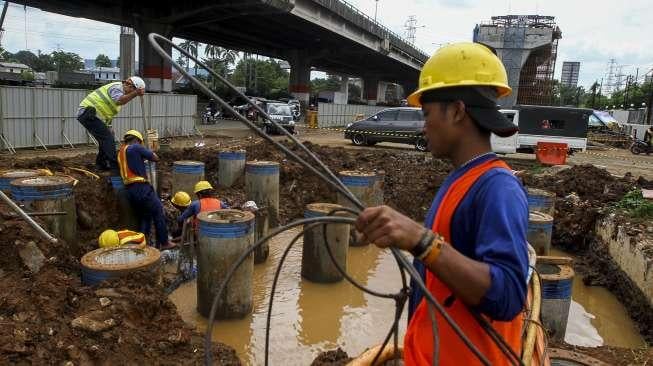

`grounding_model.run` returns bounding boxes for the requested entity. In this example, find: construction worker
[98,229,146,249]
[165,191,191,239]
[77,76,146,172]
[177,180,229,231]
[644,125,653,148]
[354,43,528,365]
[117,129,174,250]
